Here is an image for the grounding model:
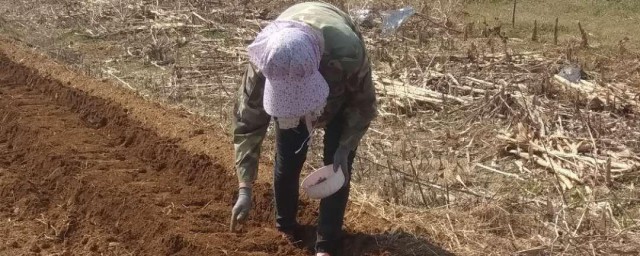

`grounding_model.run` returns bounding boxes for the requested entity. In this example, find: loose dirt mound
[0,45,309,255]
[0,39,447,256]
